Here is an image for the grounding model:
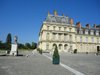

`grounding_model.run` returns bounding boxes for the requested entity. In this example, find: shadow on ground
[0,54,25,56]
